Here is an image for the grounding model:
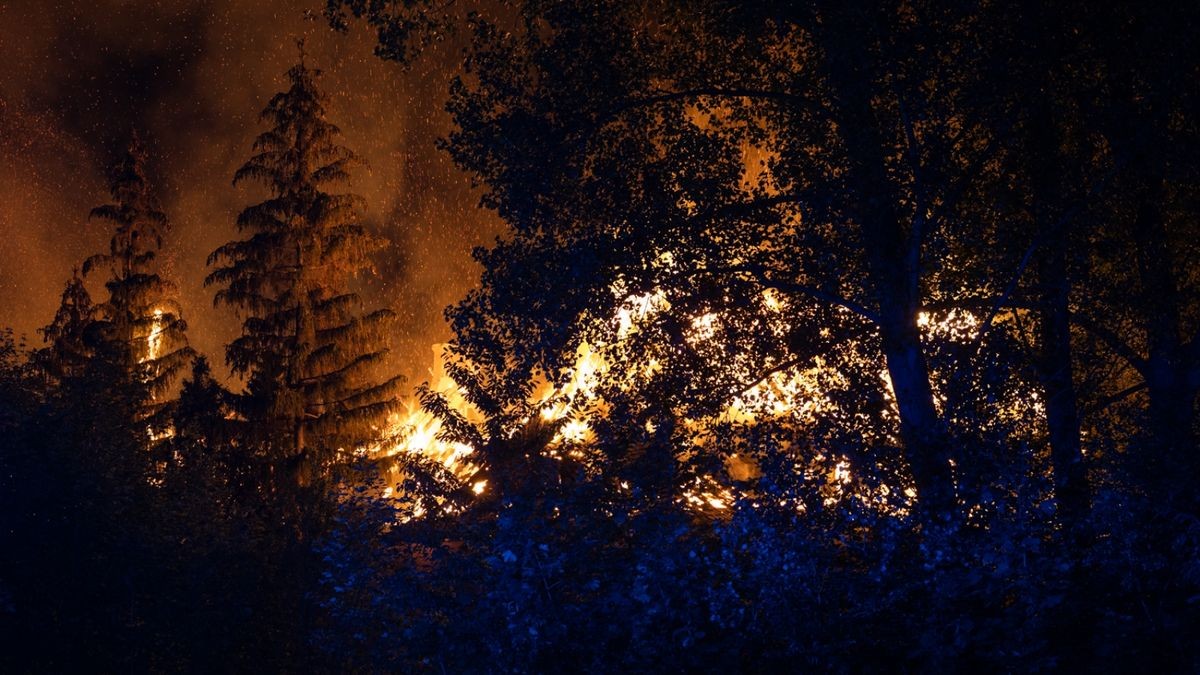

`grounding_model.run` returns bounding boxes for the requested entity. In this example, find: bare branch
[1083,381,1148,416]
[1073,313,1148,374]
[736,356,807,397]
